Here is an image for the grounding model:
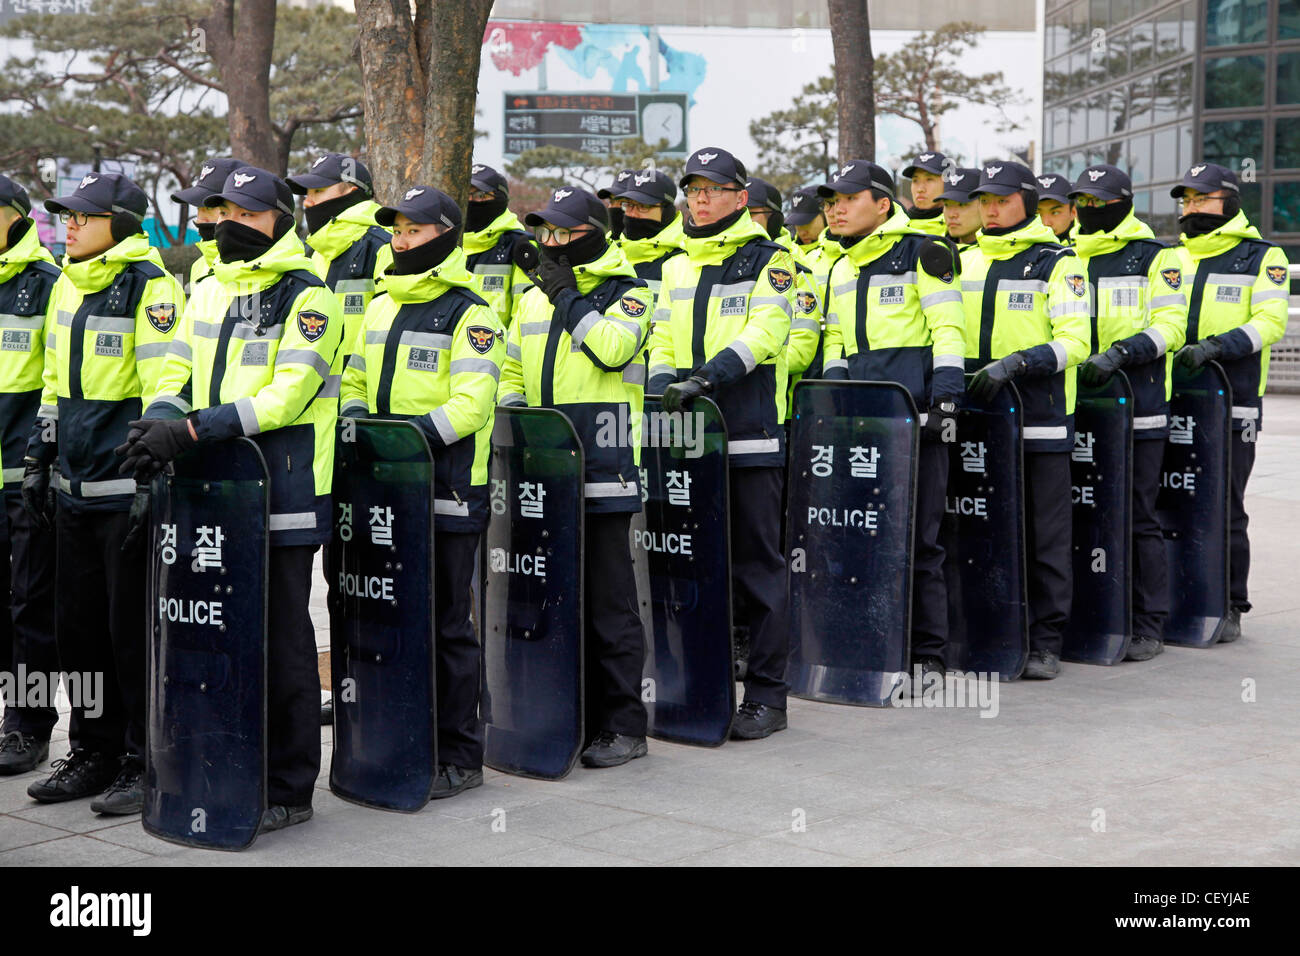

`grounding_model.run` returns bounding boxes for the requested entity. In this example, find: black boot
[1218,609,1243,644]
[1125,634,1164,661]
[730,701,787,739]
[90,760,144,815]
[580,732,648,768]
[26,750,117,803]
[0,731,49,775]
[1022,650,1061,680]
[429,764,484,798]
